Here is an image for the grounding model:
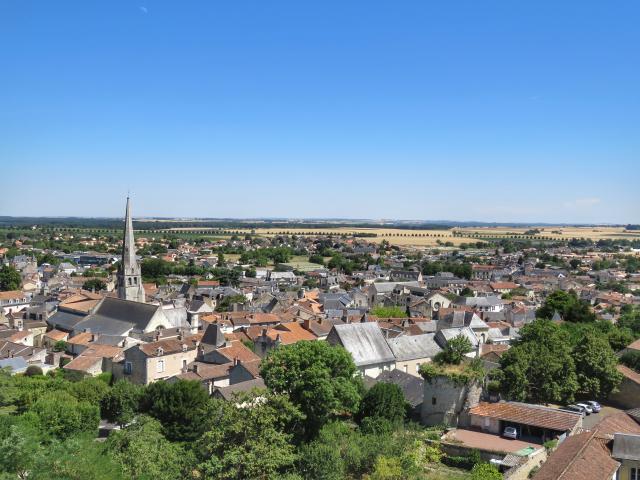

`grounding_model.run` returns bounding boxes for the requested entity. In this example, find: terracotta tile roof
[67,332,95,346]
[44,329,69,341]
[469,402,581,432]
[490,282,519,290]
[480,344,510,357]
[0,290,25,300]
[617,364,640,385]
[533,430,619,480]
[236,358,261,378]
[215,340,261,364]
[197,280,220,287]
[247,322,317,345]
[595,412,640,437]
[139,334,202,357]
[82,344,123,359]
[63,355,103,372]
[626,338,640,351]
